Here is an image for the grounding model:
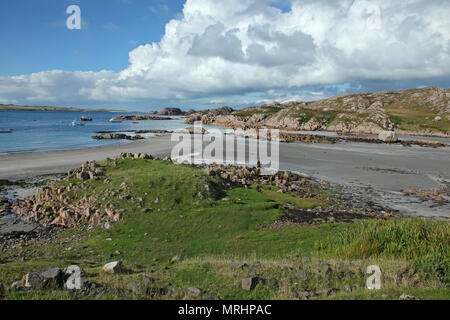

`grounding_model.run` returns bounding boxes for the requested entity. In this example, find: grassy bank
[0,159,448,300]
